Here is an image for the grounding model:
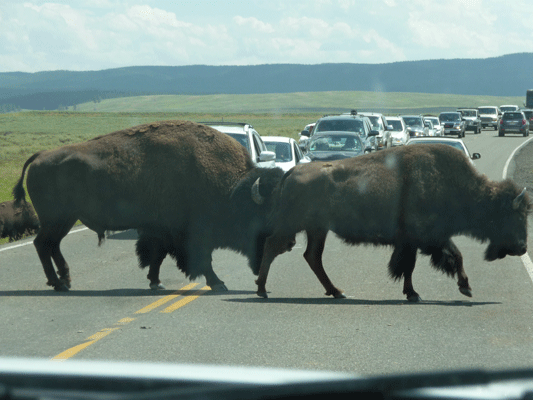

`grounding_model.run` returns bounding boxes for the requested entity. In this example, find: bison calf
[0,200,39,242]
[255,143,530,301]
